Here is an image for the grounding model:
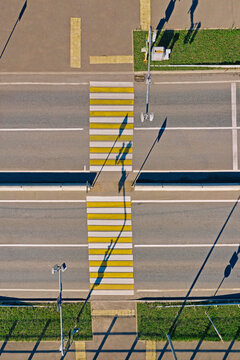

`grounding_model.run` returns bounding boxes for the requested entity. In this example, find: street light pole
[141,26,154,122]
[52,262,67,356]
